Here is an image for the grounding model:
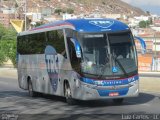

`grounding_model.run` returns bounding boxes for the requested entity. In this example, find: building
[0,12,15,27]
[63,13,77,20]
[134,15,150,21]
[102,14,121,19]
[0,0,22,27]
[154,19,160,27]
[128,18,139,27]
[128,15,152,28]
